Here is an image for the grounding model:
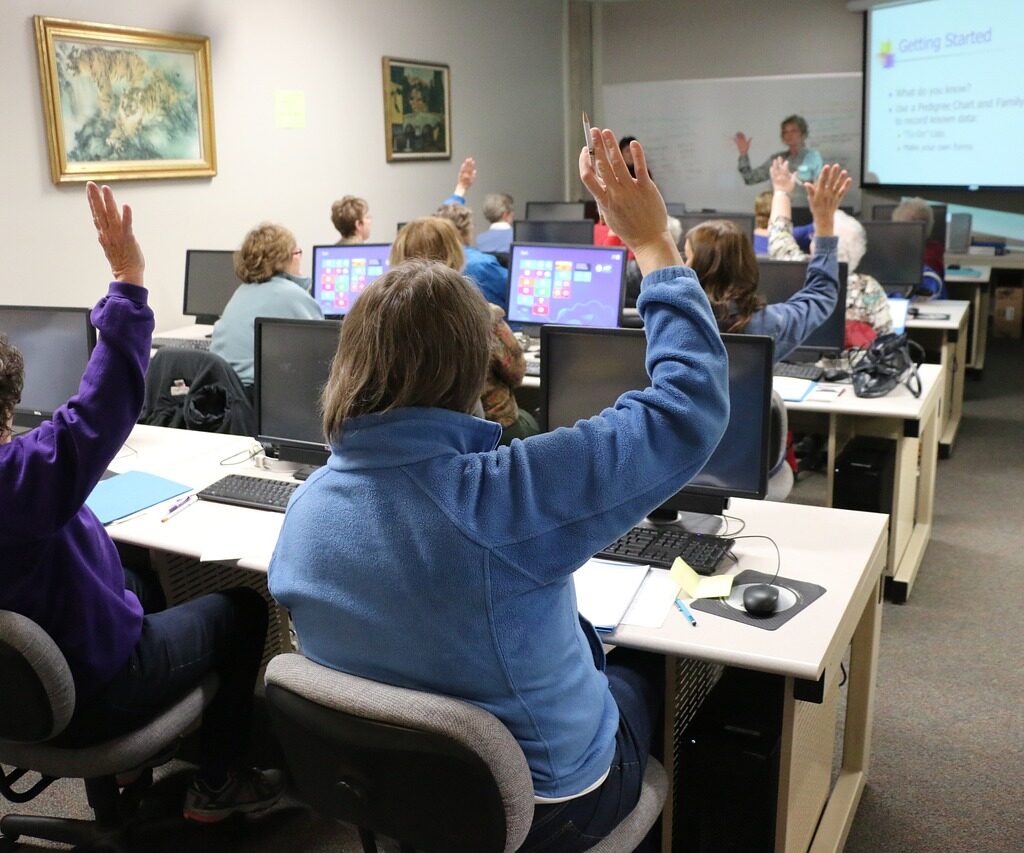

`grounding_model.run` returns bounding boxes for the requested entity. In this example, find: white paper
[772,376,816,402]
[621,568,680,628]
[573,559,651,631]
